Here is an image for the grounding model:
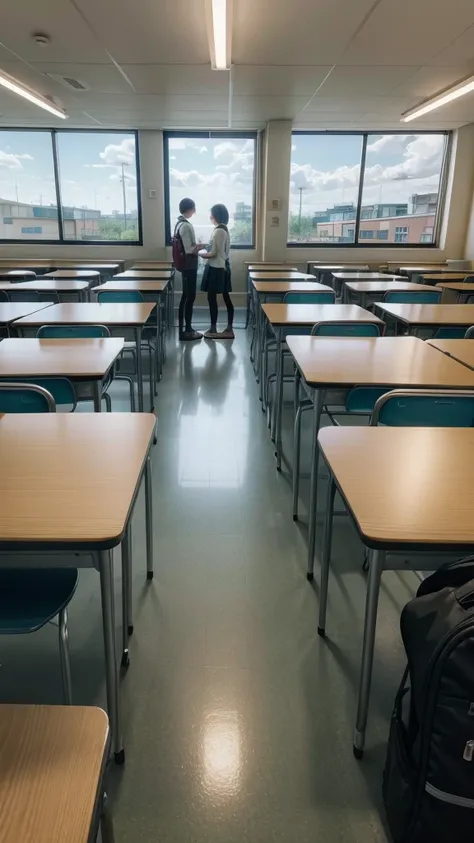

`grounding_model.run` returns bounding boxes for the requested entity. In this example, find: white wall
[0,123,473,294]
